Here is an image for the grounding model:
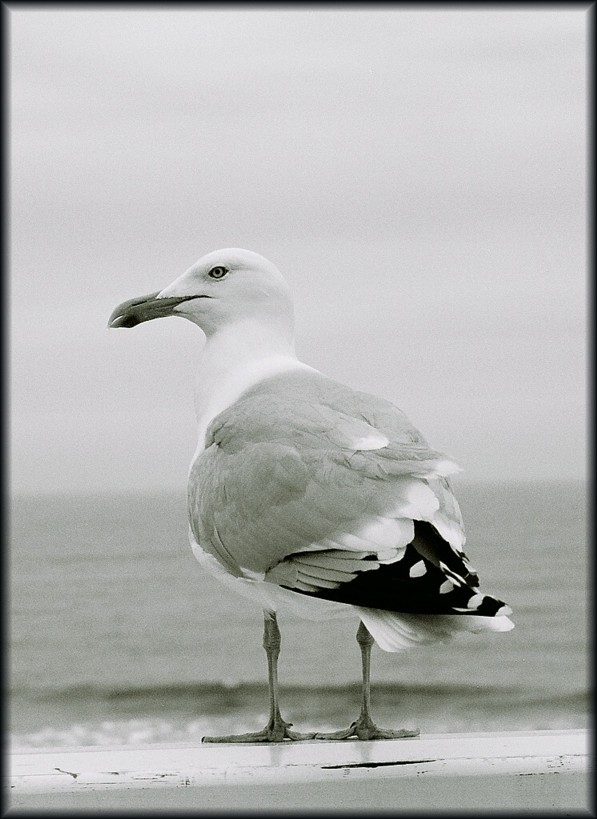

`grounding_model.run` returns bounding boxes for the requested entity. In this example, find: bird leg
[202,610,315,743]
[315,621,420,741]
